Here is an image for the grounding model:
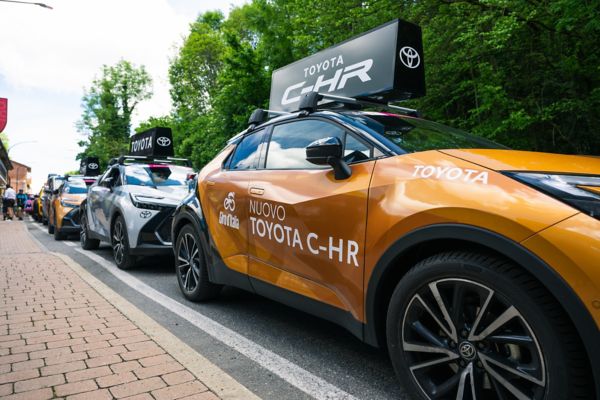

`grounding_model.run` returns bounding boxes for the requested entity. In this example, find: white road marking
[70,246,357,400]
[63,241,77,247]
